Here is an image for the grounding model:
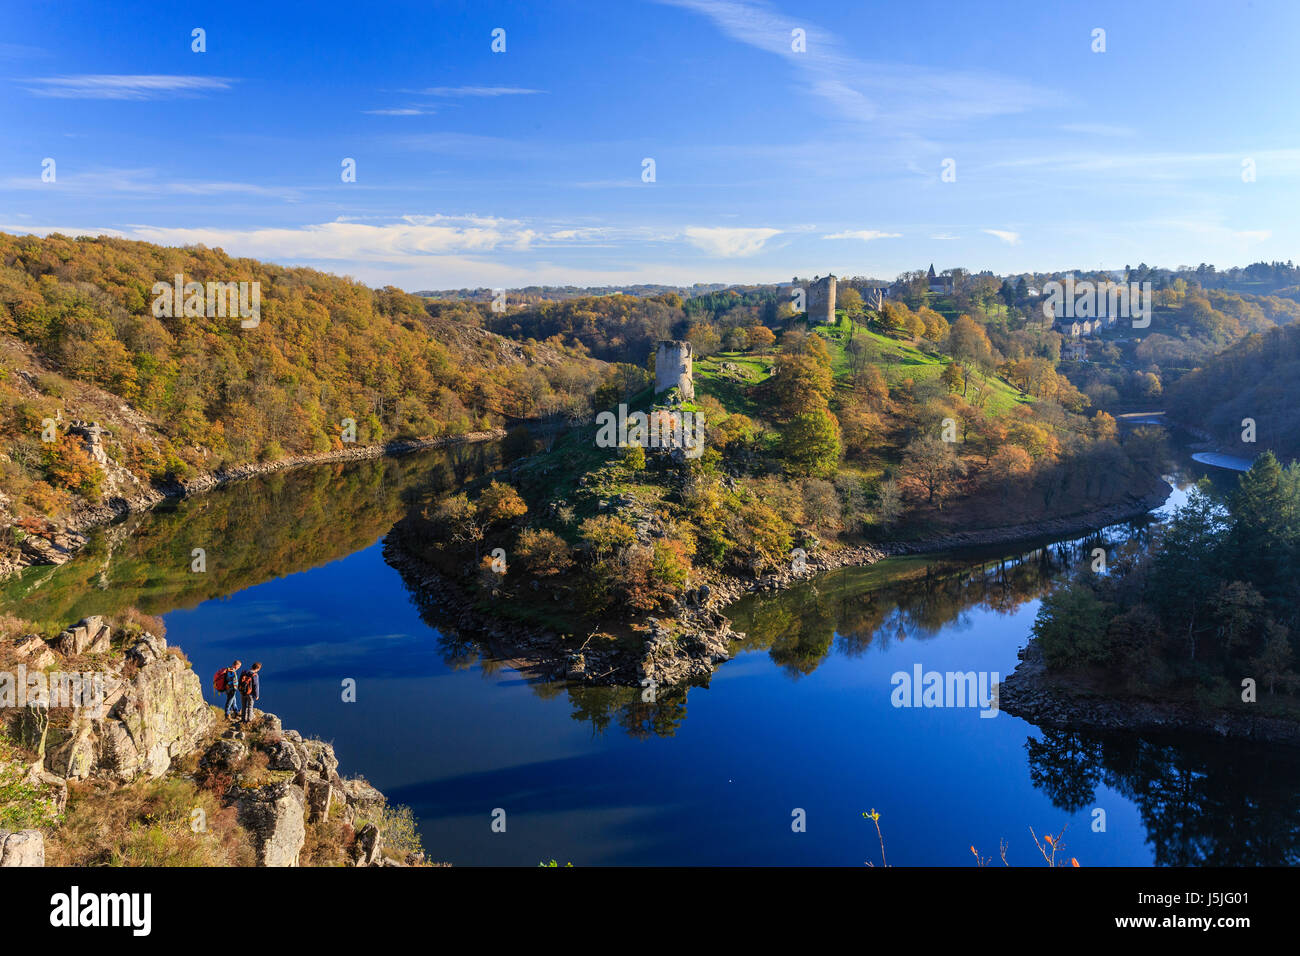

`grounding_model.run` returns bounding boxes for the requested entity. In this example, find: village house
[926,264,953,295]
